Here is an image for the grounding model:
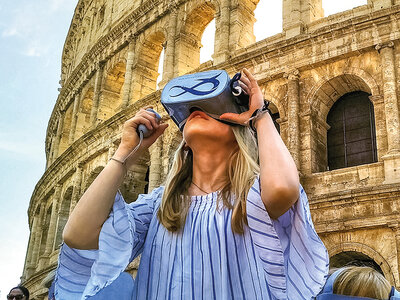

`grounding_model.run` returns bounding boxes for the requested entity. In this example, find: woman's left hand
[219,68,264,125]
